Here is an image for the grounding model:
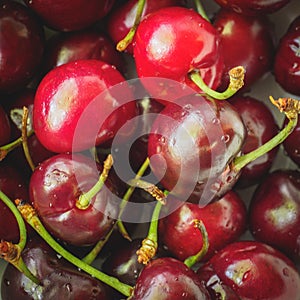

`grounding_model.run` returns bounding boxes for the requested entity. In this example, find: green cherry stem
[116,0,146,52]
[0,191,39,284]
[193,0,210,22]
[76,154,113,209]
[184,220,209,268]
[17,201,133,297]
[233,96,299,171]
[190,66,245,100]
